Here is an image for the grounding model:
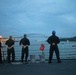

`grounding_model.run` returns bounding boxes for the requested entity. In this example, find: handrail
[1,41,76,61]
